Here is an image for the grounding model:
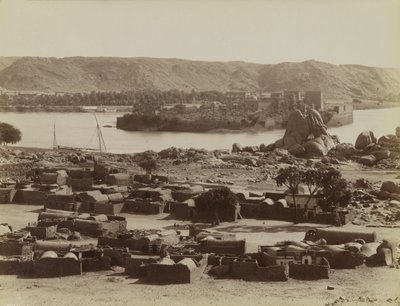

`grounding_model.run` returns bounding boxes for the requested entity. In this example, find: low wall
[81,256,111,272]
[289,260,329,280]
[123,199,165,214]
[125,256,159,277]
[0,259,33,275]
[67,177,93,191]
[46,194,76,205]
[255,265,289,281]
[0,241,33,258]
[33,258,82,277]
[146,258,204,284]
[199,240,246,255]
[94,202,125,215]
[103,248,131,266]
[47,218,126,237]
[98,236,151,252]
[13,190,47,205]
[26,225,57,240]
[105,174,131,186]
[0,188,17,203]
[231,259,258,277]
[239,202,260,218]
